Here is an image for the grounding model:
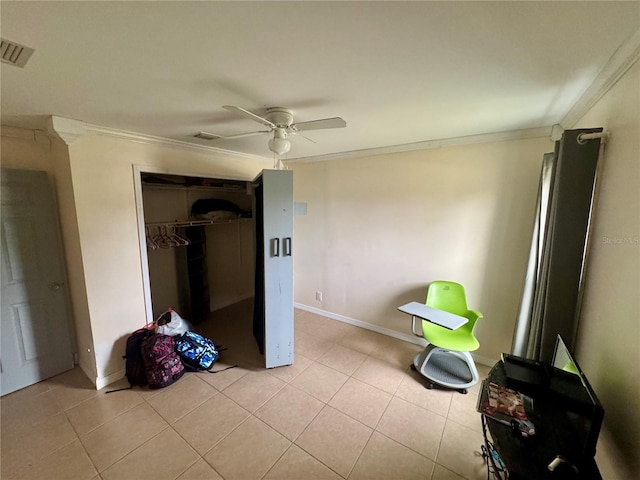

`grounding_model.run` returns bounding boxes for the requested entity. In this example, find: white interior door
[1,169,75,396]
[256,169,294,368]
